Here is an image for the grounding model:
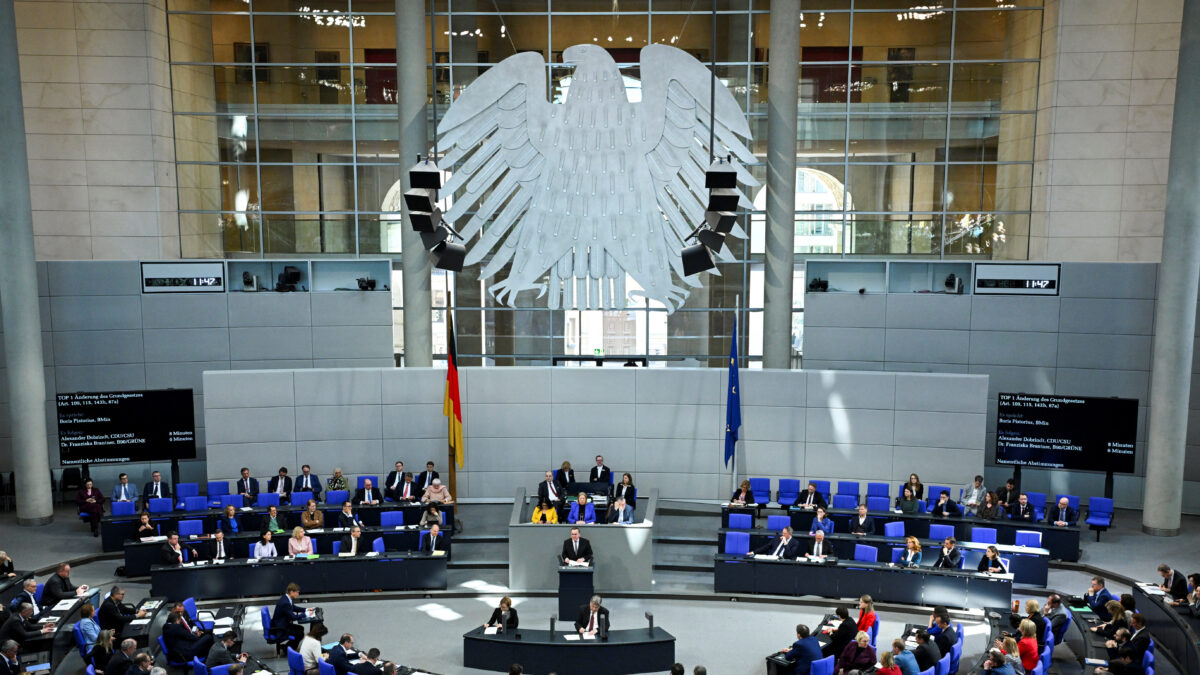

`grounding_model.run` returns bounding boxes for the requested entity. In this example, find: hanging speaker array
[405,157,466,271]
[682,158,738,276]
